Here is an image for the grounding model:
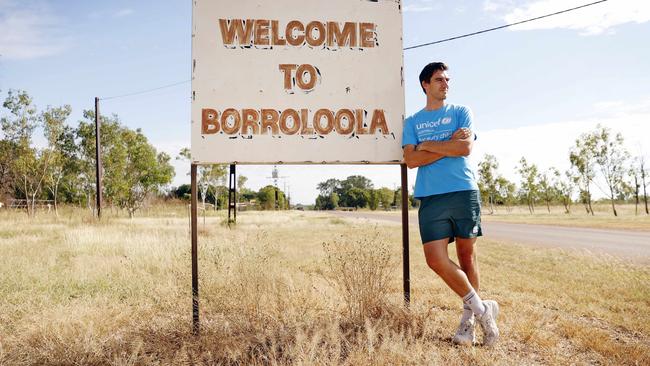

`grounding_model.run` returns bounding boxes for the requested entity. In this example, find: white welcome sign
[191,0,404,164]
